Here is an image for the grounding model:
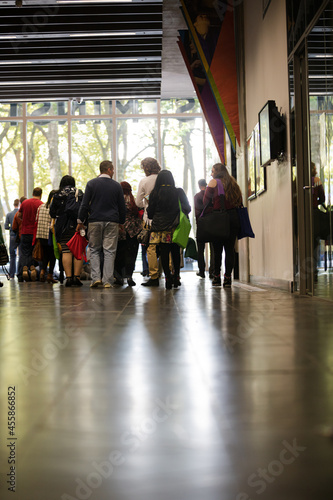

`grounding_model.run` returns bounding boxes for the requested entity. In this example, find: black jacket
[49,186,83,240]
[147,187,191,232]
